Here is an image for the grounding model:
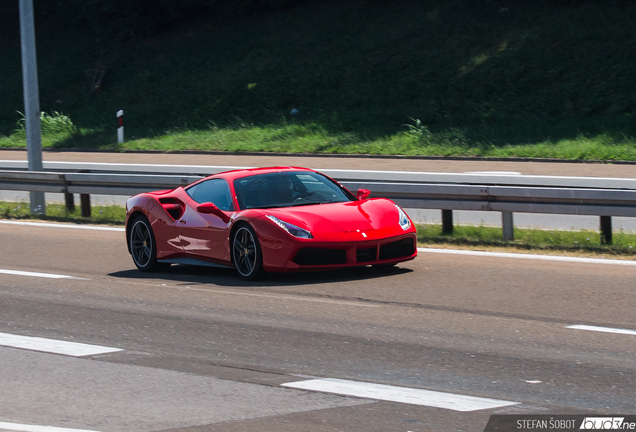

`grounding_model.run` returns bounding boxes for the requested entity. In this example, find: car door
[176,178,234,263]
